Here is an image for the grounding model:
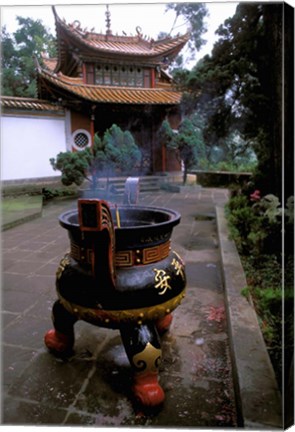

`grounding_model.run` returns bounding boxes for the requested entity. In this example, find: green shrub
[50,125,141,190]
[226,191,286,257]
[227,189,294,391]
[42,187,77,201]
[204,160,257,173]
